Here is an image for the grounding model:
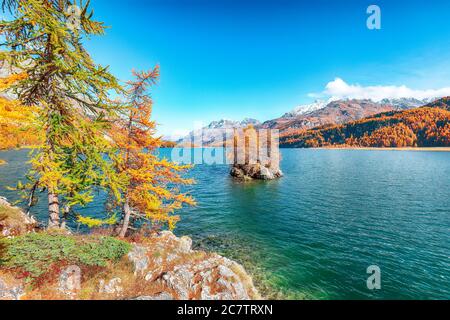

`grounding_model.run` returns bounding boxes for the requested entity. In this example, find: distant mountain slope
[261,98,433,132]
[425,97,450,110]
[262,99,393,130]
[175,98,444,146]
[177,118,261,146]
[279,98,450,148]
